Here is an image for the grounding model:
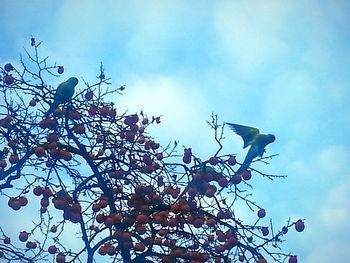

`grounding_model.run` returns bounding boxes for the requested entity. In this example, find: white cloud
[321,178,350,226]
[116,75,214,151]
[214,0,291,74]
[304,242,350,263]
[286,144,350,262]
